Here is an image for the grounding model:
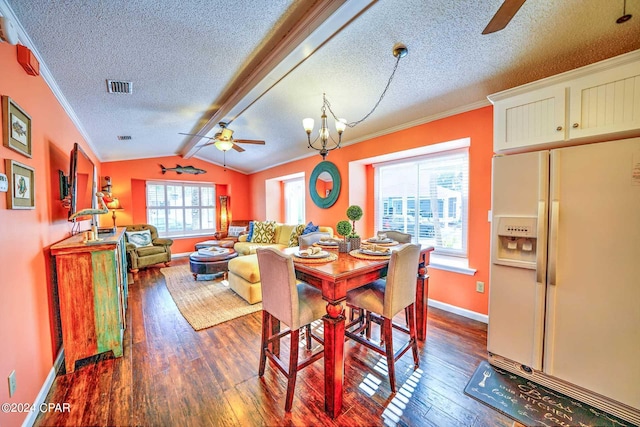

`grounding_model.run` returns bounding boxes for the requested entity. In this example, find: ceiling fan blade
[482,0,527,34]
[233,139,266,145]
[232,143,245,152]
[179,132,215,140]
